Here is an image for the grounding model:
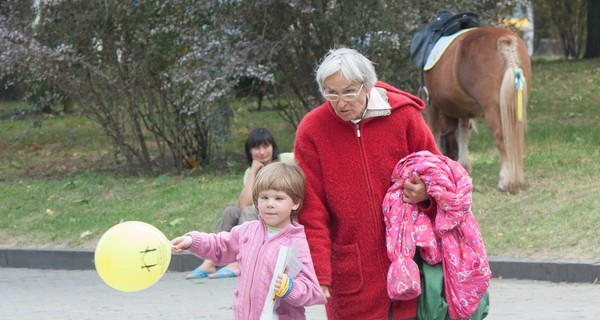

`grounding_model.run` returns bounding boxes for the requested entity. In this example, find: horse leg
[455,118,472,172]
[424,101,443,151]
[439,116,459,160]
[481,102,511,192]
